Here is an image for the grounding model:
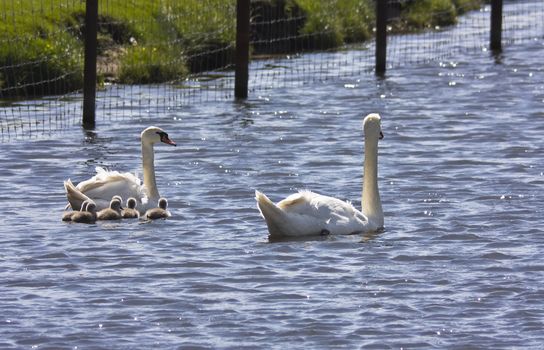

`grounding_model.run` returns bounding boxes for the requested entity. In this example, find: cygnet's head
[158,198,168,210]
[112,195,123,203]
[141,126,176,146]
[127,197,137,209]
[110,198,122,211]
[86,202,97,213]
[363,113,384,140]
